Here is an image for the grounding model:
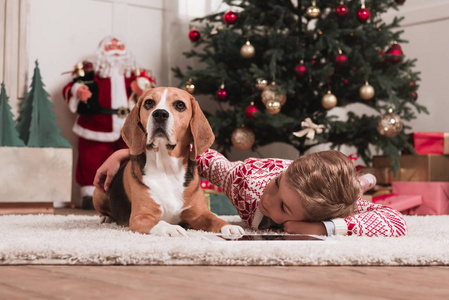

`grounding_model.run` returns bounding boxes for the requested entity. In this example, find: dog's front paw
[150,221,188,237]
[221,225,245,239]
